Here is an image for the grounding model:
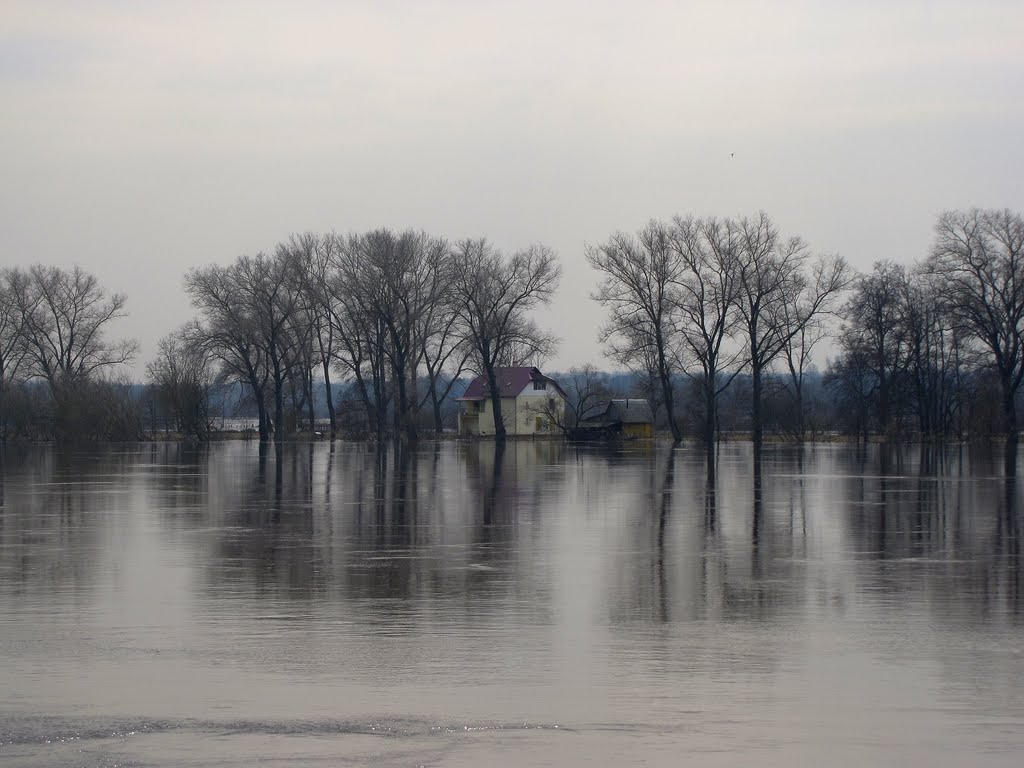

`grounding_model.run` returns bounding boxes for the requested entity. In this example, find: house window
[533,380,546,390]
[473,400,484,412]
[548,398,555,411]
